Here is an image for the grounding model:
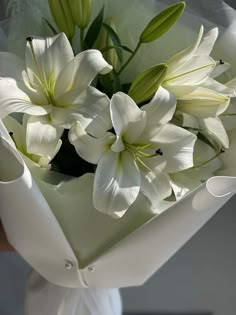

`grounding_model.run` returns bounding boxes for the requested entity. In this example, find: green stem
[117,41,142,75]
[221,113,236,116]
[191,148,225,170]
[80,28,85,51]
